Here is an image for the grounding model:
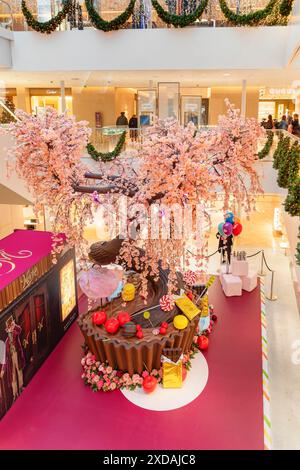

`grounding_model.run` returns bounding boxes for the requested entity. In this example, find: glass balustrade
[0,0,290,32]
